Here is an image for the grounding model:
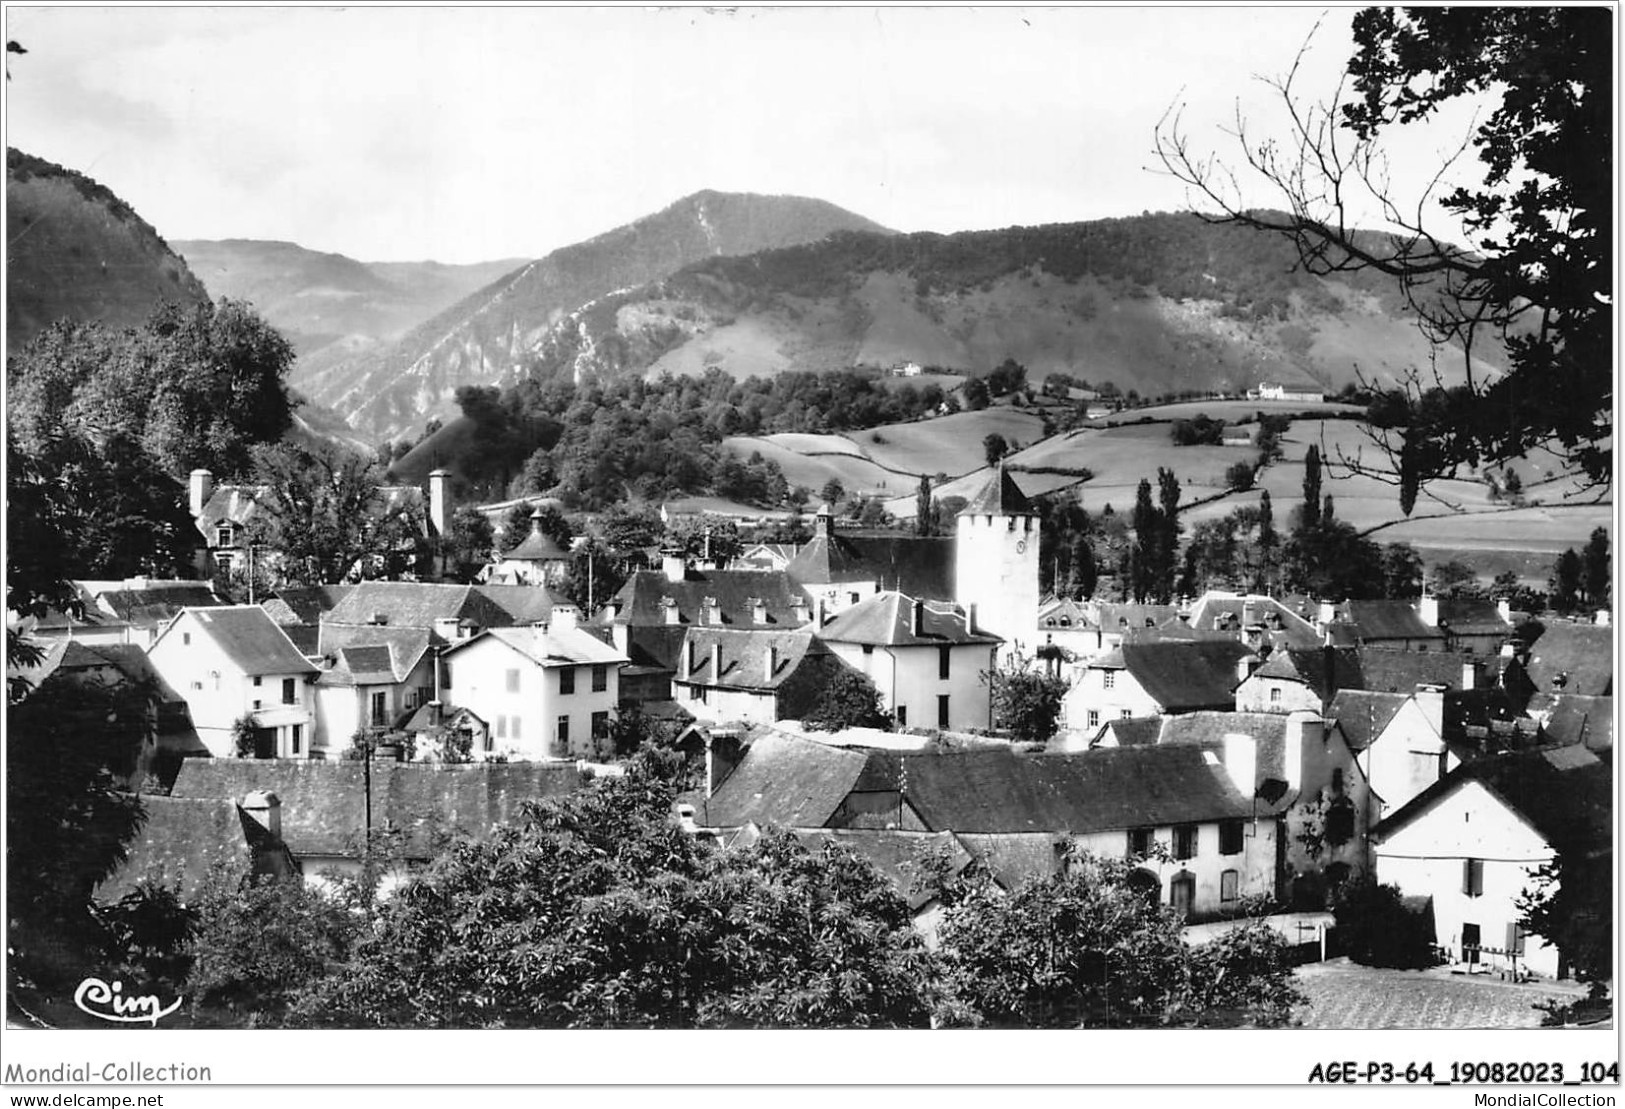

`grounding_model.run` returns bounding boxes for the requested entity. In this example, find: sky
[2,5,1485,264]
